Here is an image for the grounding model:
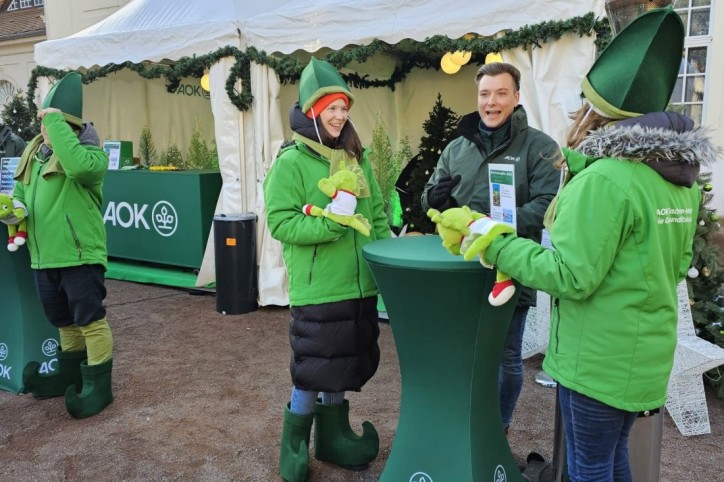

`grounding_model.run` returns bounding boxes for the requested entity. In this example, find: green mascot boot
[280,404,314,482]
[22,349,87,399]
[64,359,114,419]
[313,400,379,470]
